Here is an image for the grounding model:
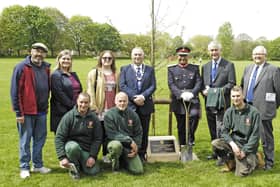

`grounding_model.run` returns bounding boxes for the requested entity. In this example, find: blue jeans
[17,114,47,170]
